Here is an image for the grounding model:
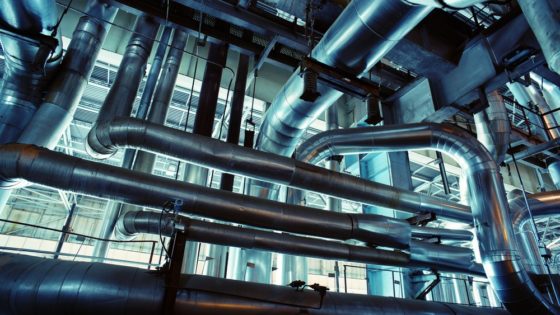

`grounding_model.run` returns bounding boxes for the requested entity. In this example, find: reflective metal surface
[474,91,510,164]
[295,122,558,314]
[18,0,118,149]
[0,253,509,315]
[86,117,470,221]
[256,0,432,156]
